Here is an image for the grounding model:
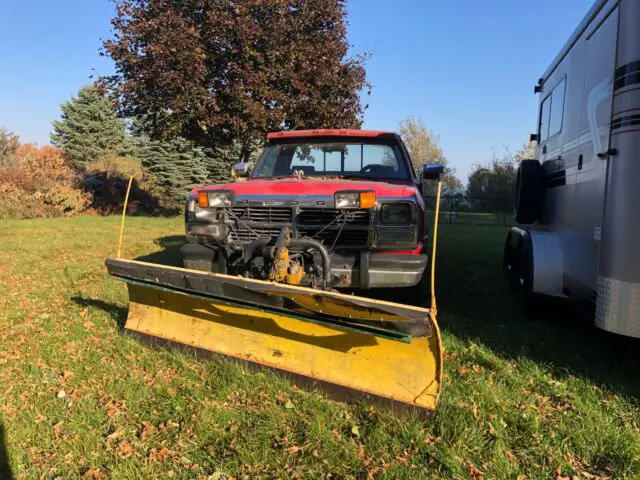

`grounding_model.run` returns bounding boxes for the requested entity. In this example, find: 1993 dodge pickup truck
[183,129,442,290]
